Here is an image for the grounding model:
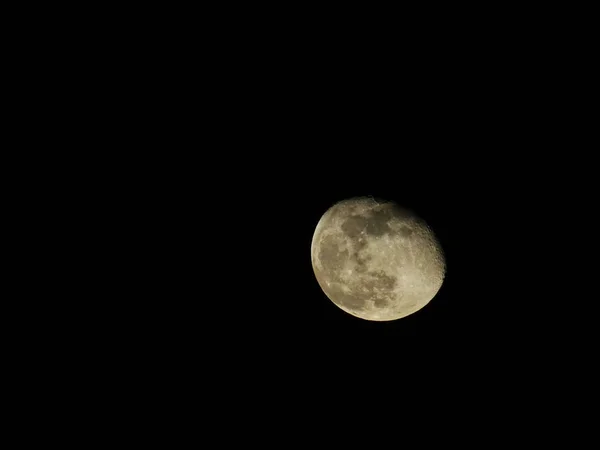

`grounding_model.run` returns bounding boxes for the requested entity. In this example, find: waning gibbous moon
[311,196,446,321]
